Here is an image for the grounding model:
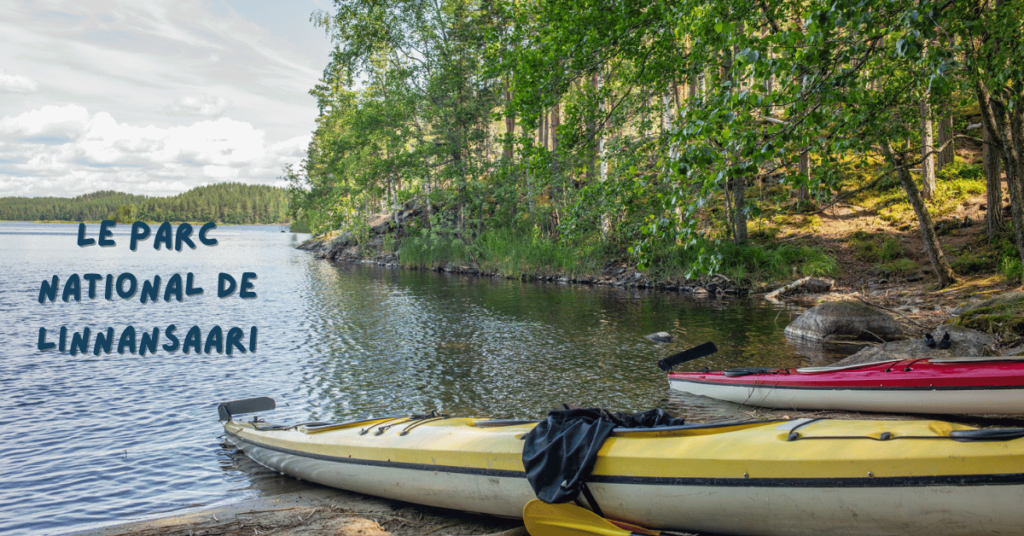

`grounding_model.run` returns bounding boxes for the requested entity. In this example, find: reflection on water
[0,222,850,536]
